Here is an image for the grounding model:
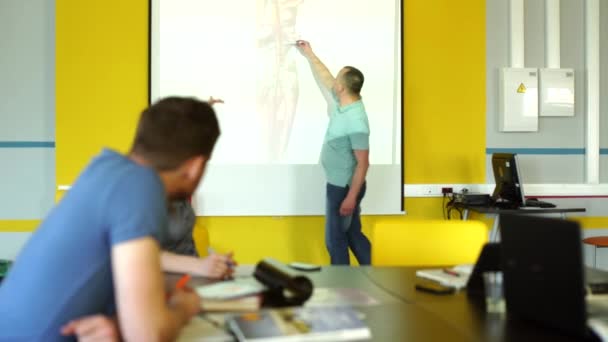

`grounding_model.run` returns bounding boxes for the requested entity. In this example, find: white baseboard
[404,184,608,198]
